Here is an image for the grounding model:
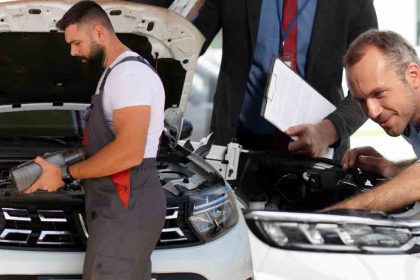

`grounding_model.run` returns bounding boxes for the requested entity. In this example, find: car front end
[233,150,420,280]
